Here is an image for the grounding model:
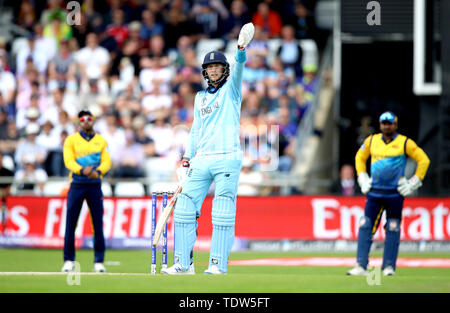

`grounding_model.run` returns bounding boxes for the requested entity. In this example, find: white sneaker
[161,263,195,275]
[93,262,106,273]
[204,265,225,275]
[61,261,75,272]
[383,266,395,276]
[346,264,368,276]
